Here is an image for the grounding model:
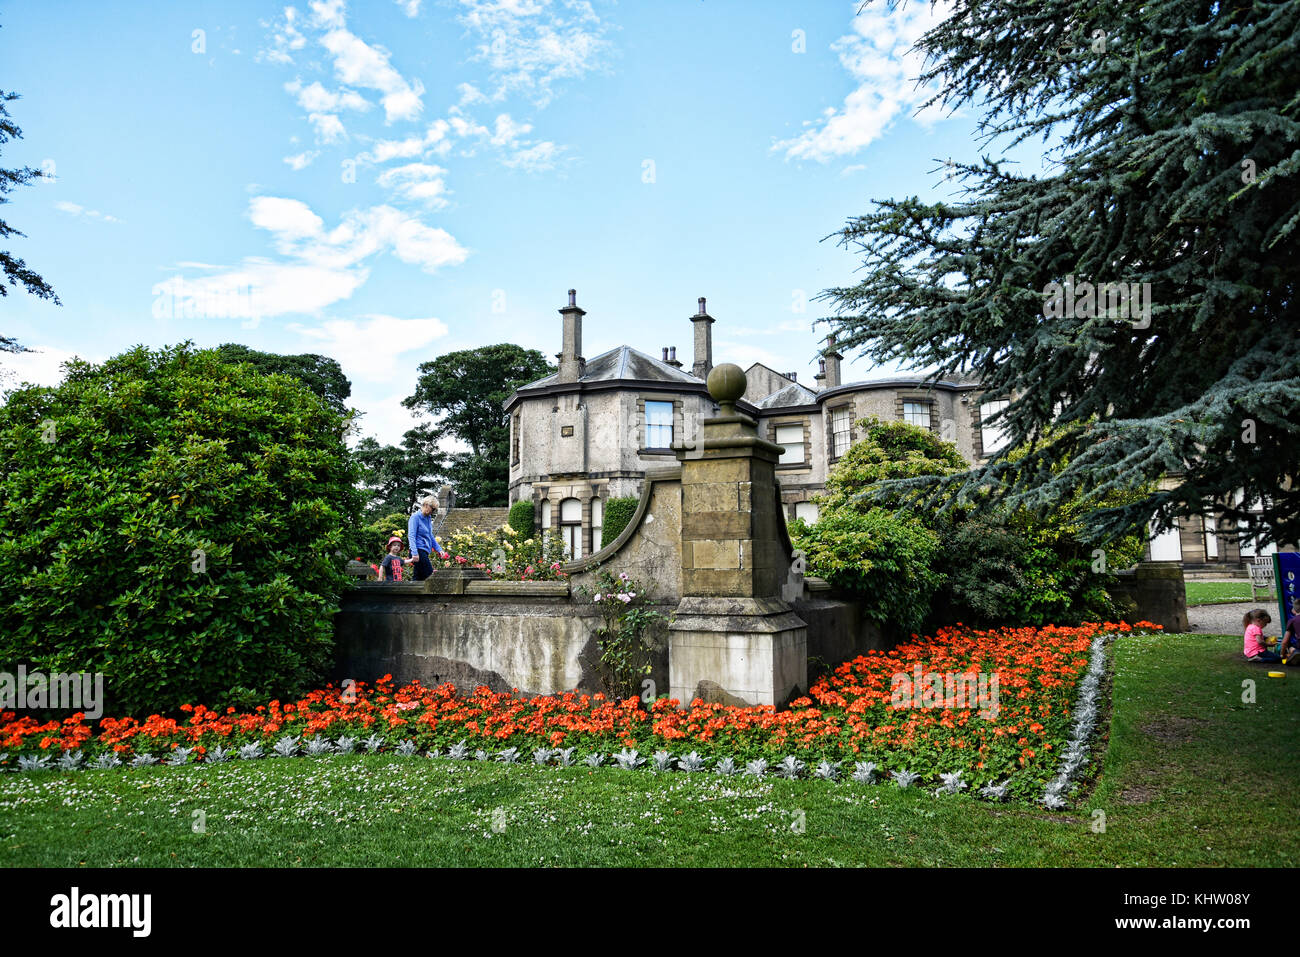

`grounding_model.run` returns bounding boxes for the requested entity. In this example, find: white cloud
[457,82,486,106]
[346,388,424,447]
[308,112,348,143]
[249,196,326,242]
[360,118,451,164]
[376,163,451,207]
[53,201,119,223]
[309,0,347,30]
[259,6,308,64]
[320,26,425,122]
[490,112,531,146]
[285,78,371,113]
[457,0,612,106]
[161,196,468,322]
[395,0,422,16]
[0,345,99,392]
[289,313,450,380]
[774,1,951,162]
[283,150,321,170]
[502,140,559,171]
